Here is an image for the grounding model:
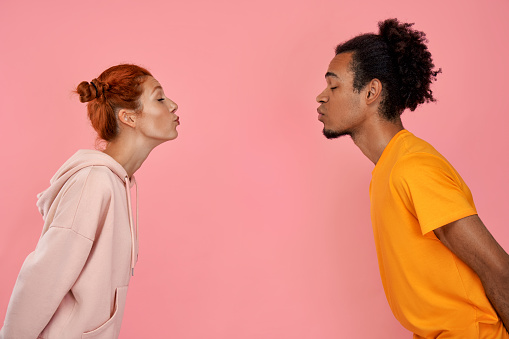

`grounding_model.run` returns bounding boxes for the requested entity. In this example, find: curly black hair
[335,18,441,121]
